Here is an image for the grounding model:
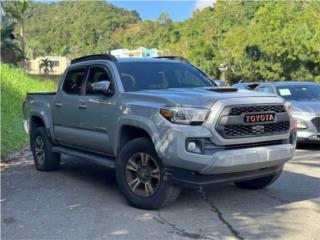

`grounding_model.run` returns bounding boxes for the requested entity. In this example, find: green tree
[0,17,22,64]
[4,0,29,58]
[39,58,53,76]
[242,2,320,81]
[19,1,140,58]
[15,1,320,83]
